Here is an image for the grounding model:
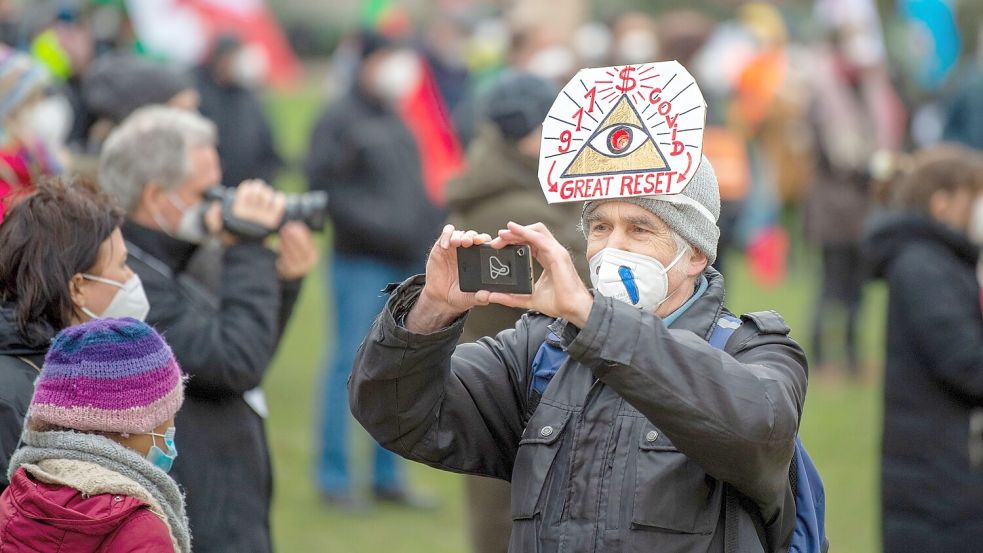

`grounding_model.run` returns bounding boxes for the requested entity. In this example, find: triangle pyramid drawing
[561,95,670,179]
